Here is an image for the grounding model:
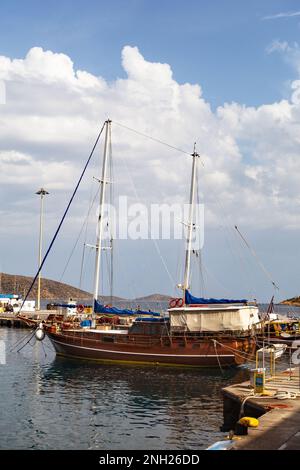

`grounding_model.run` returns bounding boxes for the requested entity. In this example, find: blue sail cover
[185,290,247,305]
[94,300,161,317]
[52,304,77,308]
[135,317,168,322]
